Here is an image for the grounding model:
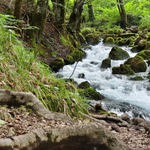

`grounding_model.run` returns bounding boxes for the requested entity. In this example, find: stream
[56,39,150,120]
